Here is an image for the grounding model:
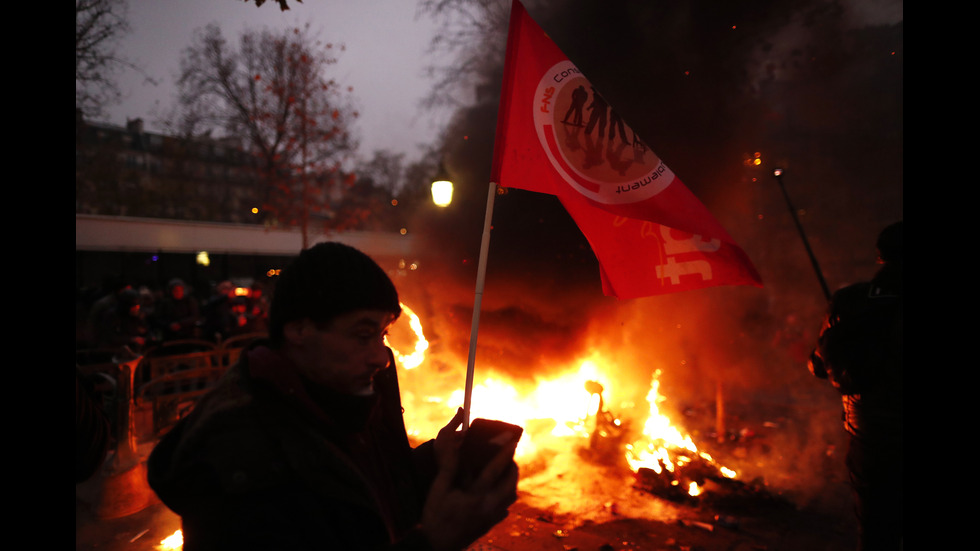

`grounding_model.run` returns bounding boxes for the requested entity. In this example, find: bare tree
[418,0,513,110]
[171,23,360,248]
[75,0,131,117]
[241,0,295,10]
[356,150,407,194]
